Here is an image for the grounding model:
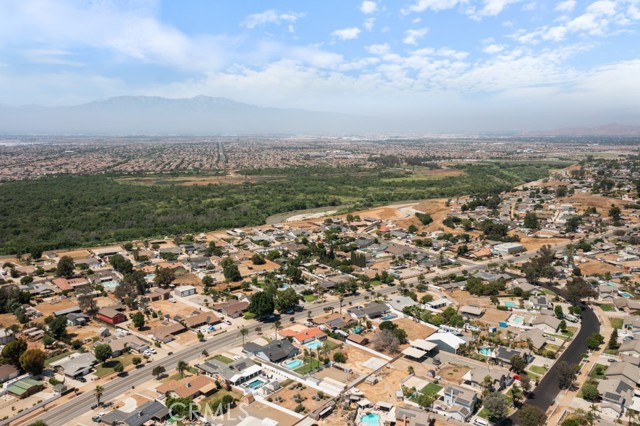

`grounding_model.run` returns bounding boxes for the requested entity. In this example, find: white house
[174,285,196,297]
